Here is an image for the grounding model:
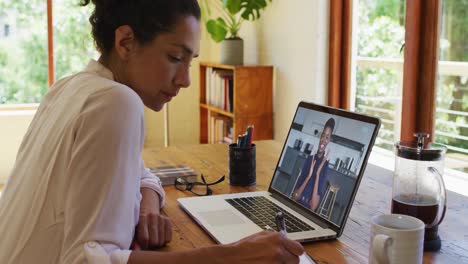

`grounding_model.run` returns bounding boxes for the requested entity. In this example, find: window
[0,0,94,105]
[351,0,468,172]
[435,0,468,172]
[330,0,468,174]
[352,0,406,150]
[53,1,95,82]
[0,1,47,104]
